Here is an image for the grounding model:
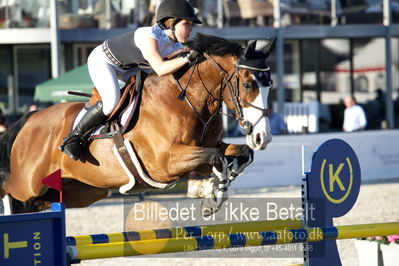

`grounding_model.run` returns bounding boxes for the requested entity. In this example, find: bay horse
[0,33,275,216]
